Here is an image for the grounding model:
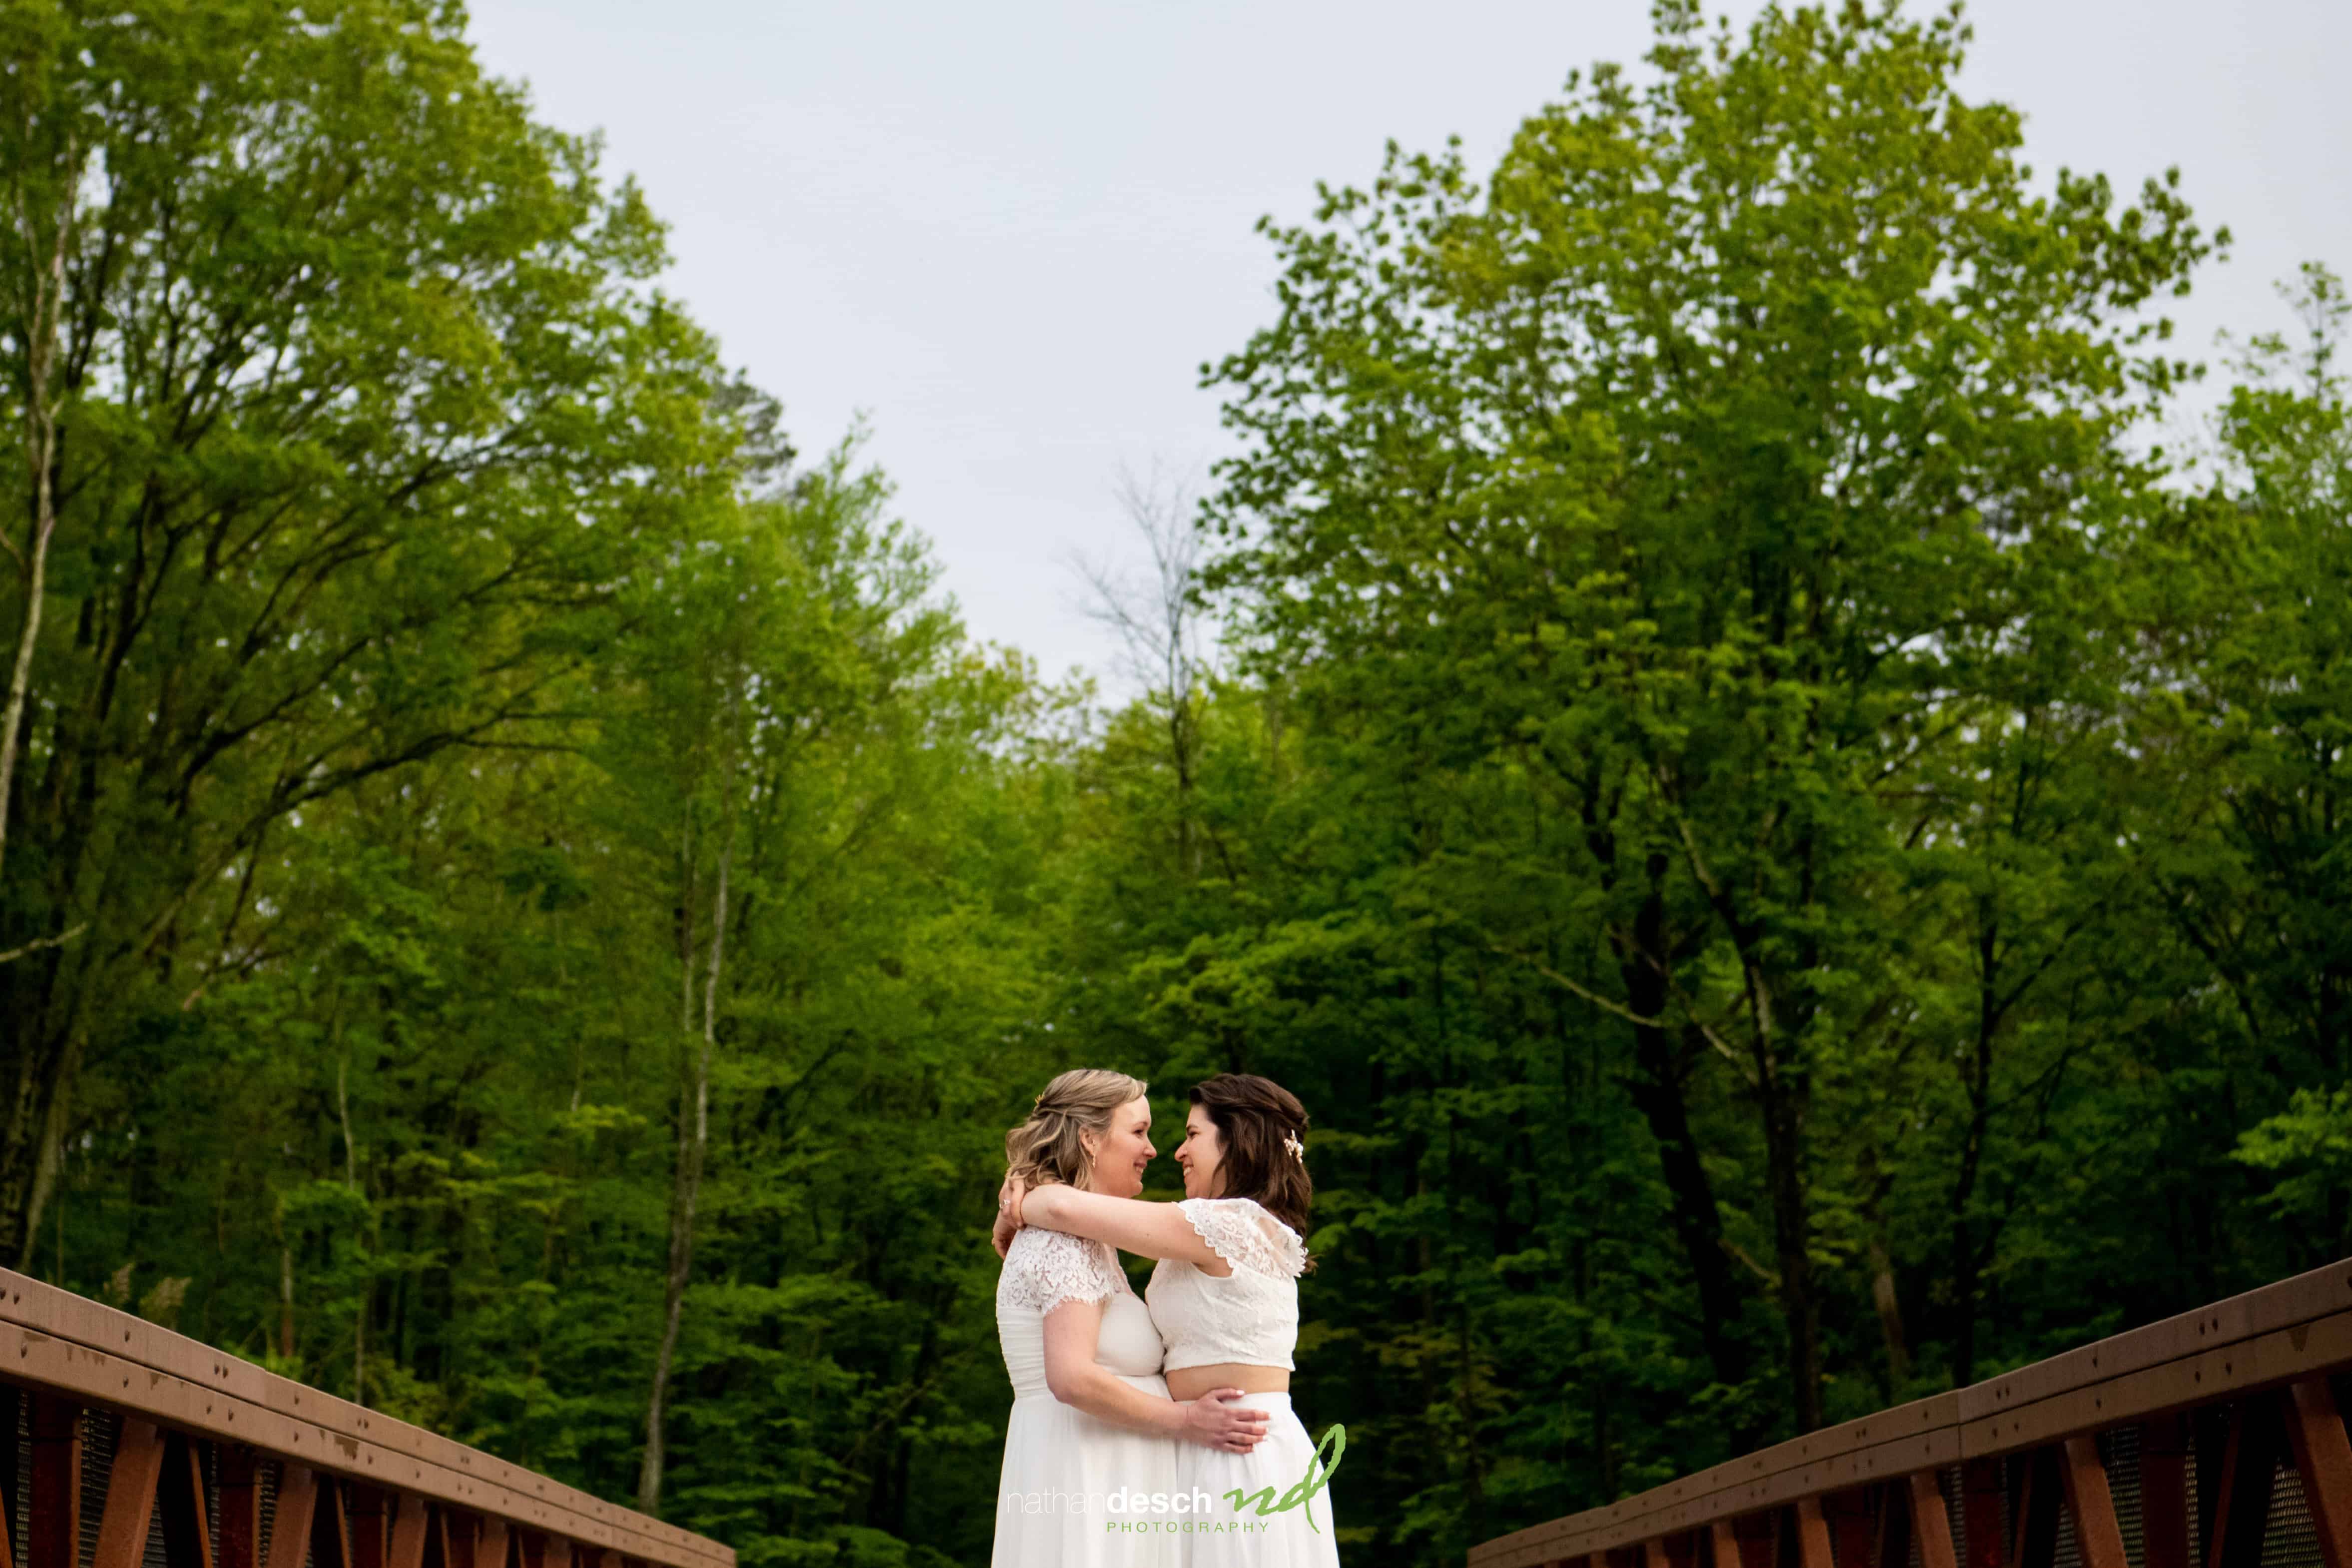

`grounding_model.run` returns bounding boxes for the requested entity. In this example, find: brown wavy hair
[1005,1068,1149,1190]
[1190,1073,1314,1269]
